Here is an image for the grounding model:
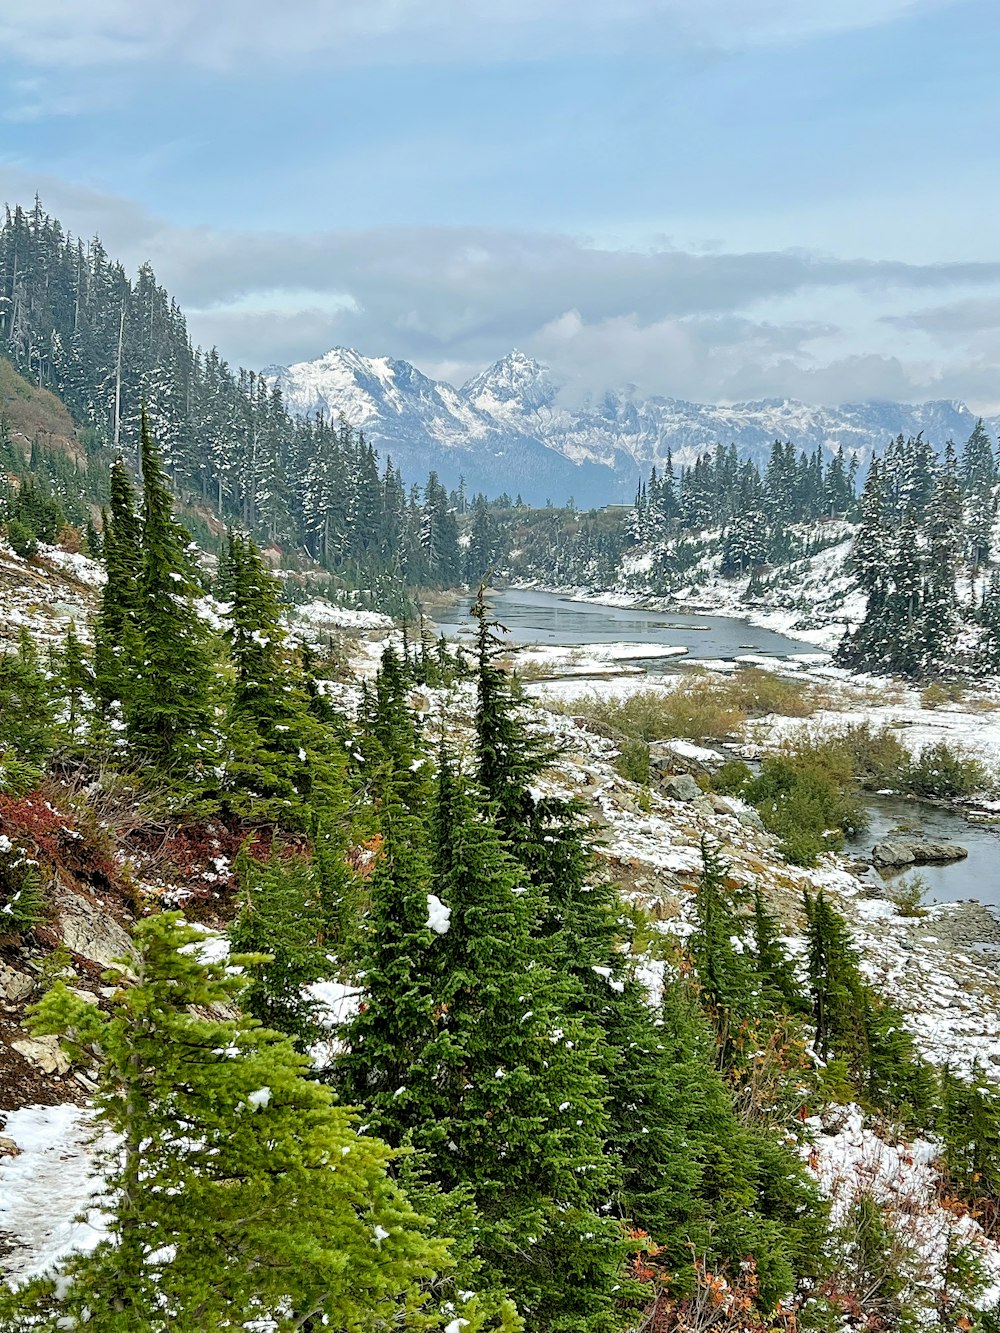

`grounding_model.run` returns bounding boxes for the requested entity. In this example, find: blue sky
[1,0,999,407]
